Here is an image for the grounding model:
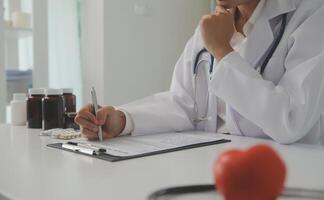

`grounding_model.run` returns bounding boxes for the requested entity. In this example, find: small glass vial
[27,88,45,129]
[42,89,65,130]
[62,88,76,112]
